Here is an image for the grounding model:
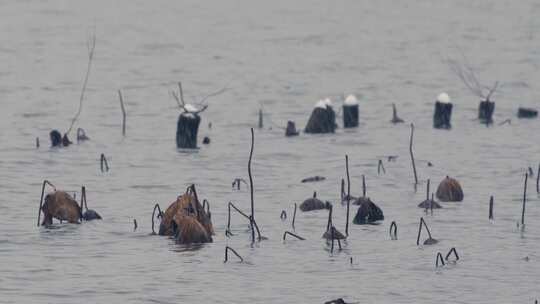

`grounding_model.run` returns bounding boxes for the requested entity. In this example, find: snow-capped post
[171,82,208,149]
[343,94,359,128]
[305,98,336,134]
[433,92,452,129]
